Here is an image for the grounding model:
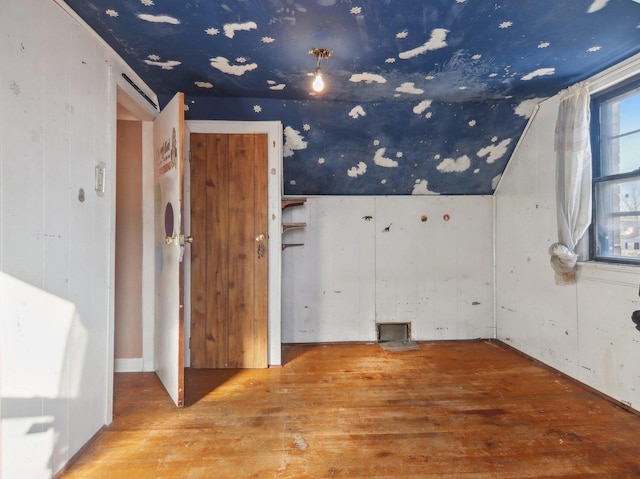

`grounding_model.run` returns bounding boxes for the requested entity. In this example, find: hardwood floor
[61,341,640,478]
